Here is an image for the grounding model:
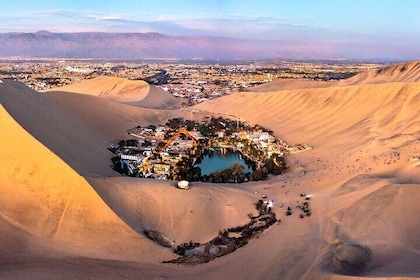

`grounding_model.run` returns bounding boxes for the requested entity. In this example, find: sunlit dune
[195,66,420,278]
[48,76,183,109]
[339,61,420,85]
[197,82,420,146]
[250,79,336,92]
[1,80,196,176]
[49,76,150,102]
[0,104,171,263]
[1,62,420,279]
